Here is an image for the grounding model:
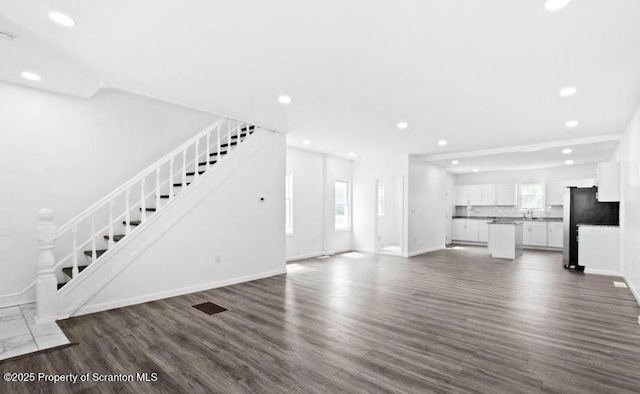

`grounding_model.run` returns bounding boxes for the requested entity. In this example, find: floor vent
[613,281,628,288]
[192,302,228,315]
